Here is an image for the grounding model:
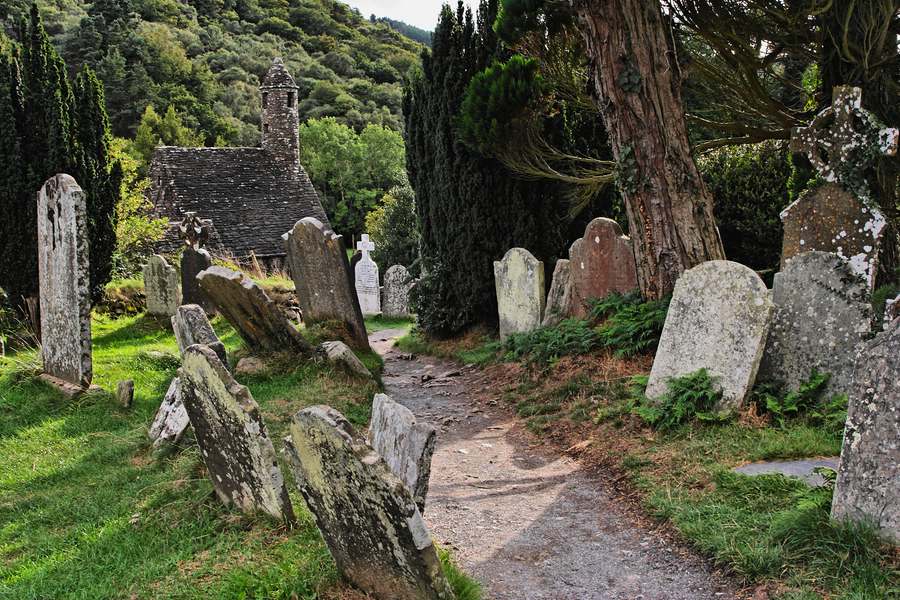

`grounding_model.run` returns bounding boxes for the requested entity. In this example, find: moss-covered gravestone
[143,255,181,317]
[493,248,545,340]
[382,265,415,319]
